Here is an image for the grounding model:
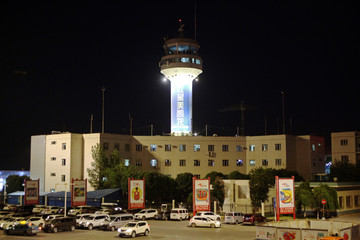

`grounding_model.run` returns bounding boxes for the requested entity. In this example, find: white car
[1,217,25,230]
[134,209,158,220]
[189,216,221,228]
[32,205,47,214]
[118,221,150,238]
[44,214,63,222]
[194,211,221,221]
[26,216,45,227]
[68,205,94,216]
[78,214,109,230]
[75,213,92,226]
[41,206,60,214]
